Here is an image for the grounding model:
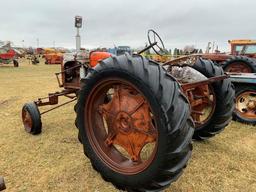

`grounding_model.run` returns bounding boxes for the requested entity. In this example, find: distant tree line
[171,45,203,58]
